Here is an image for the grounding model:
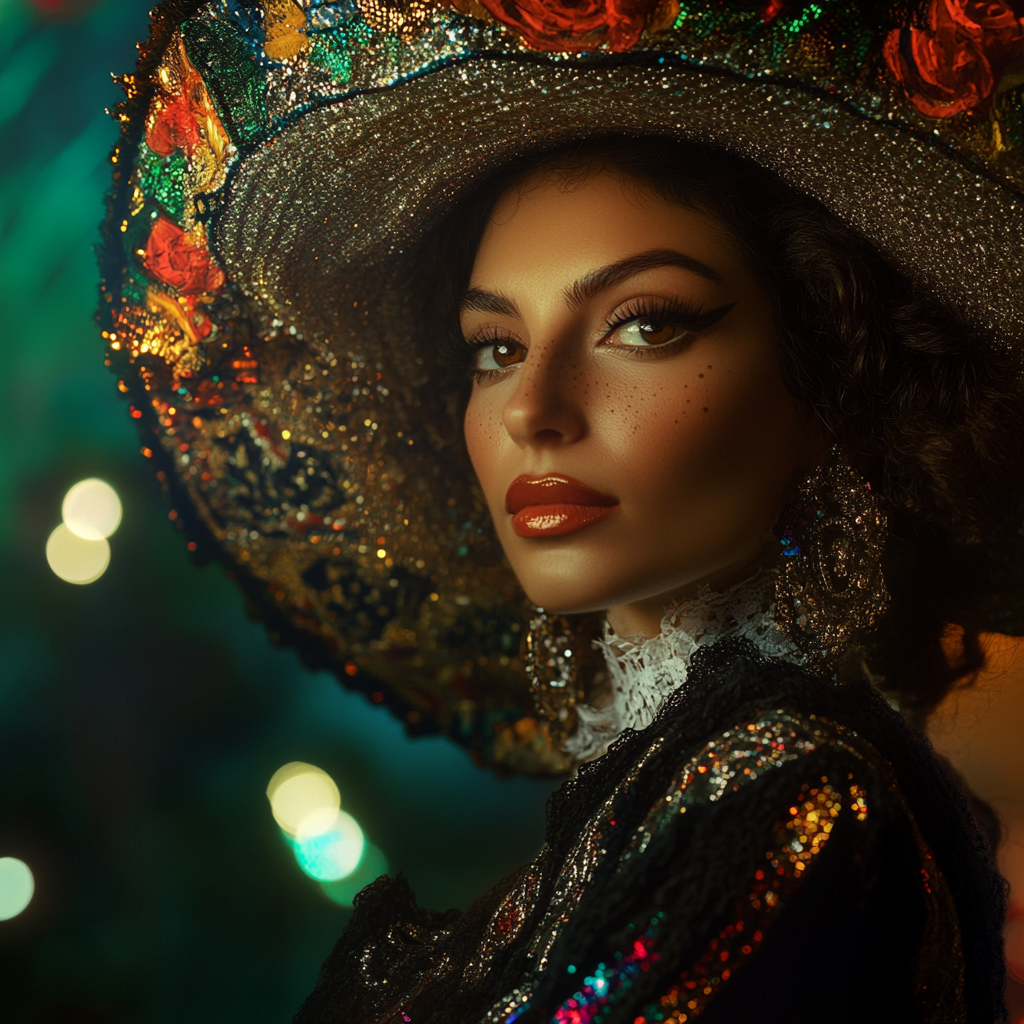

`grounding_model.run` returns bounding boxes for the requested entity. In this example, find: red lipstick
[505,474,619,538]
